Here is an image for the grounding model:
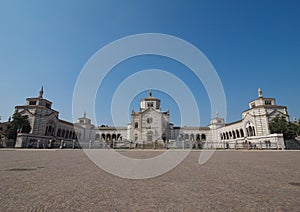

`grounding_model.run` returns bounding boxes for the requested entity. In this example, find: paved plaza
[0,149,299,211]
